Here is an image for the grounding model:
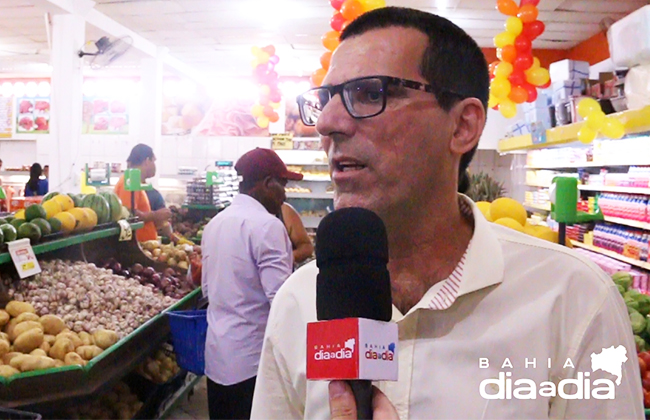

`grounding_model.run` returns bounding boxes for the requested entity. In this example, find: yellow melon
[493,217,525,233]
[489,198,527,226]
[68,208,92,232]
[42,200,62,219]
[475,201,492,221]
[52,194,74,211]
[14,209,25,220]
[52,212,76,233]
